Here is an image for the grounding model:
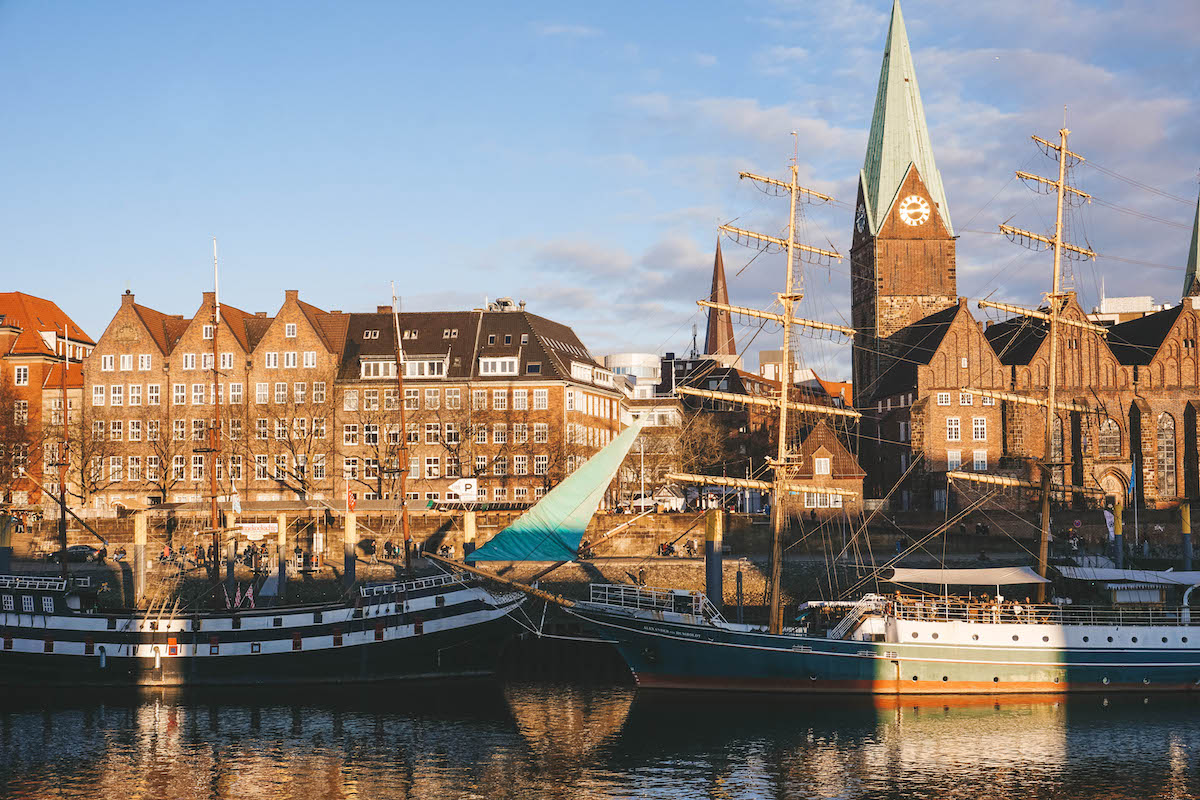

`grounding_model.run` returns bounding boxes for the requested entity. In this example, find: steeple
[1184,188,1200,298]
[703,237,739,367]
[859,0,951,235]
